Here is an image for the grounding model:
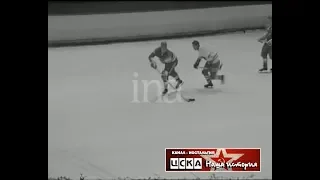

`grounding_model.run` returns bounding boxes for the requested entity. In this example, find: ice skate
[162,88,168,96]
[258,67,269,73]
[204,81,213,88]
[175,79,184,89]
